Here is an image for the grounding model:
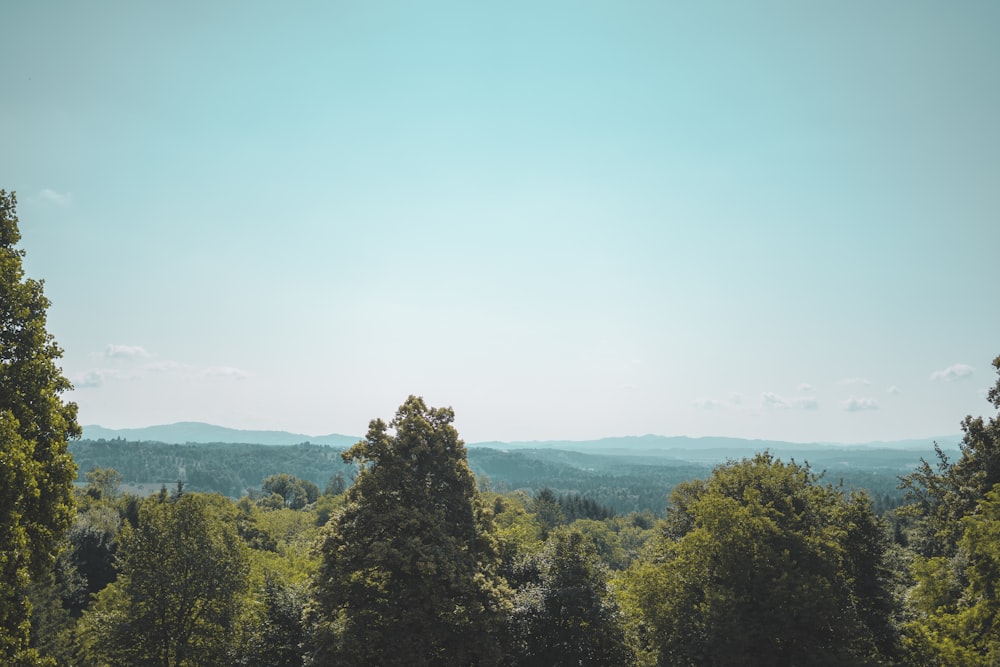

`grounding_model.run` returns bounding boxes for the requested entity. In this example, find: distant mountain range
[82,422,963,459]
[82,422,361,448]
